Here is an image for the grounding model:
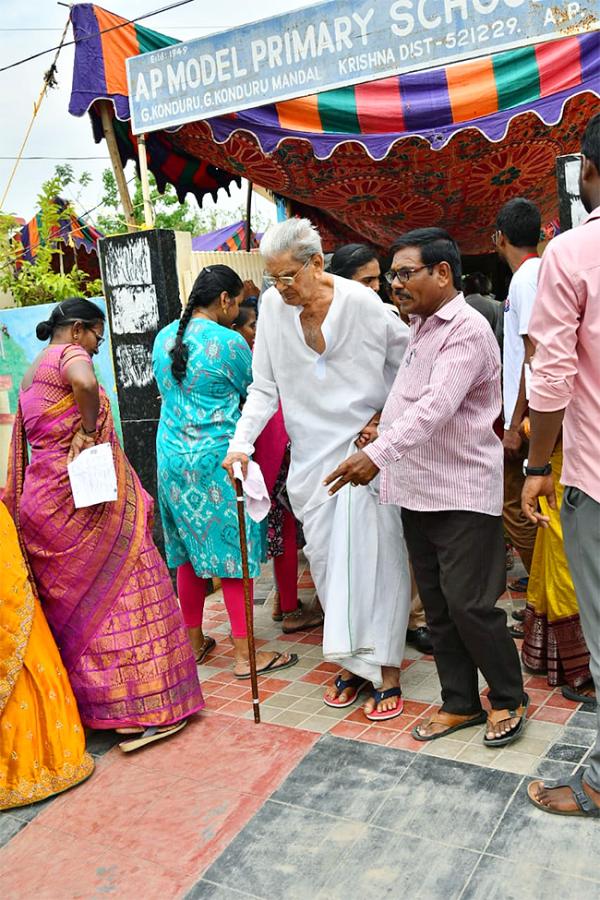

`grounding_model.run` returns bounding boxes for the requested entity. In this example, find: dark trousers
[401,508,524,715]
